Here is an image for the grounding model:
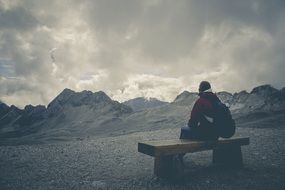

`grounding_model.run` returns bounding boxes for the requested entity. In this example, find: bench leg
[154,155,184,179]
[154,155,174,178]
[213,145,243,168]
